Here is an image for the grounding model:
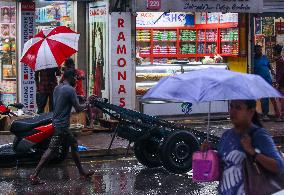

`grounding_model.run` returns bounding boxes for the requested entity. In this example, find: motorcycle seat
[10,112,53,135]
